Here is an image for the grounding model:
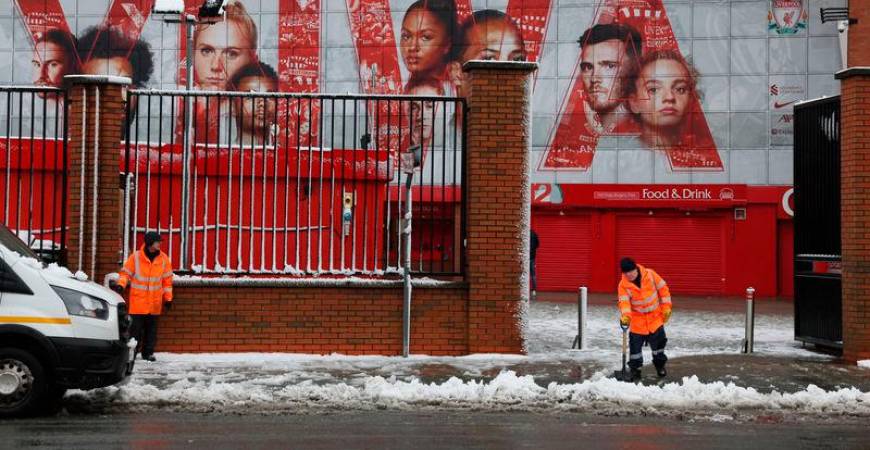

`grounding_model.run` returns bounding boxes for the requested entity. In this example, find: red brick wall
[463,61,538,354]
[840,73,870,363]
[65,79,127,282]
[158,283,468,355]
